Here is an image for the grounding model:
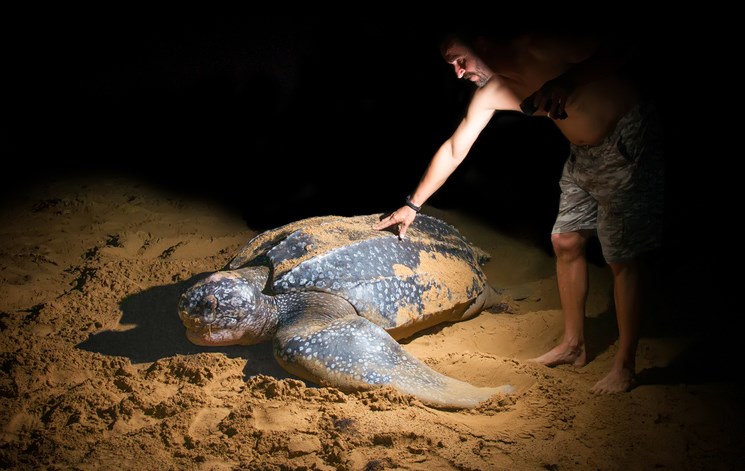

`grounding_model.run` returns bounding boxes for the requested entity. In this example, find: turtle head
[178,266,278,346]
